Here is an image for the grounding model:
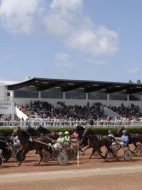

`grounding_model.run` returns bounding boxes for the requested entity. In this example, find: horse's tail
[134,134,142,143]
